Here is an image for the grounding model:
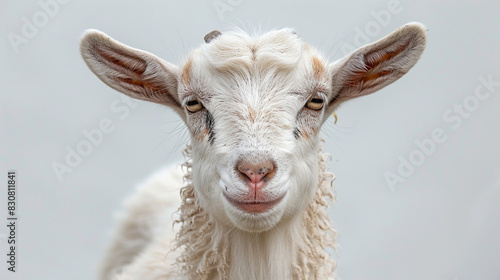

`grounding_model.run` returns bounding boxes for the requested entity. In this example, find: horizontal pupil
[187,100,199,106]
[311,98,323,103]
